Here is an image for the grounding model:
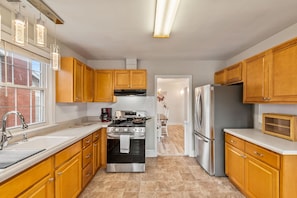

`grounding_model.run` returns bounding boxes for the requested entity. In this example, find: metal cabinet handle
[240,154,246,159]
[57,172,63,176]
[48,177,54,182]
[230,140,236,144]
[86,172,91,177]
[86,153,91,158]
[86,139,91,144]
[254,151,264,157]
